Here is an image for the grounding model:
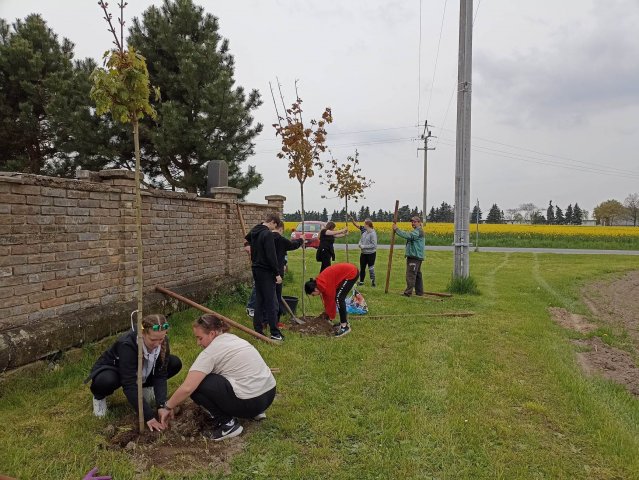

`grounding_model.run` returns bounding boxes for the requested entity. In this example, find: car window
[295,223,323,232]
